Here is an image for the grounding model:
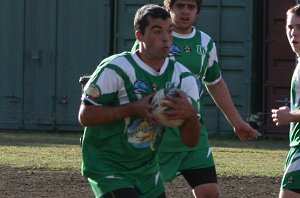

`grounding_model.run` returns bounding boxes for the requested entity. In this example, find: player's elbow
[181,129,200,148]
[78,104,89,126]
[78,111,87,126]
[180,120,201,148]
[78,113,86,126]
[184,132,200,148]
